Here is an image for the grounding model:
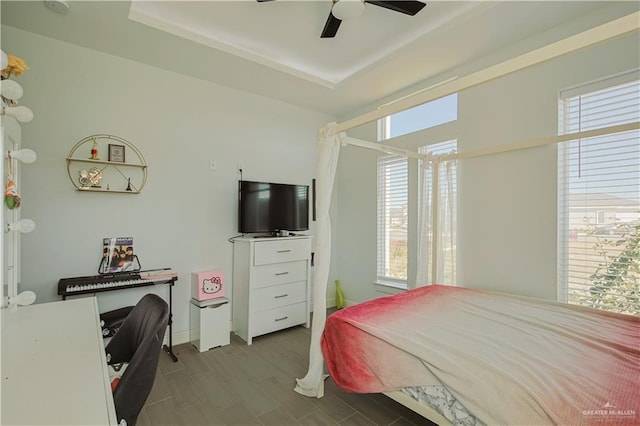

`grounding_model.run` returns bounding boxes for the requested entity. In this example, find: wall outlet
[209,160,217,171]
